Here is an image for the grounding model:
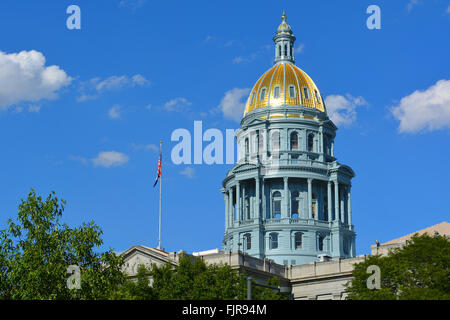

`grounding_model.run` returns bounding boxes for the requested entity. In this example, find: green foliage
[251,276,289,300]
[112,264,155,300]
[0,189,291,300]
[0,190,126,300]
[345,233,450,300]
[120,254,288,300]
